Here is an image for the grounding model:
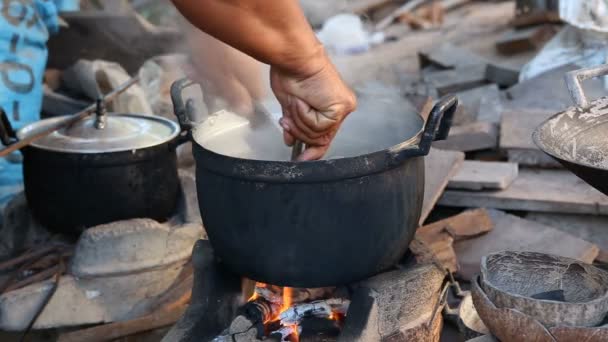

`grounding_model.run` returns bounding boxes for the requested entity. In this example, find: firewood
[376,0,427,30]
[411,209,494,272]
[398,12,433,30]
[415,1,444,27]
[255,286,282,304]
[4,263,65,293]
[269,325,301,341]
[0,244,65,272]
[279,298,350,325]
[57,303,188,342]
